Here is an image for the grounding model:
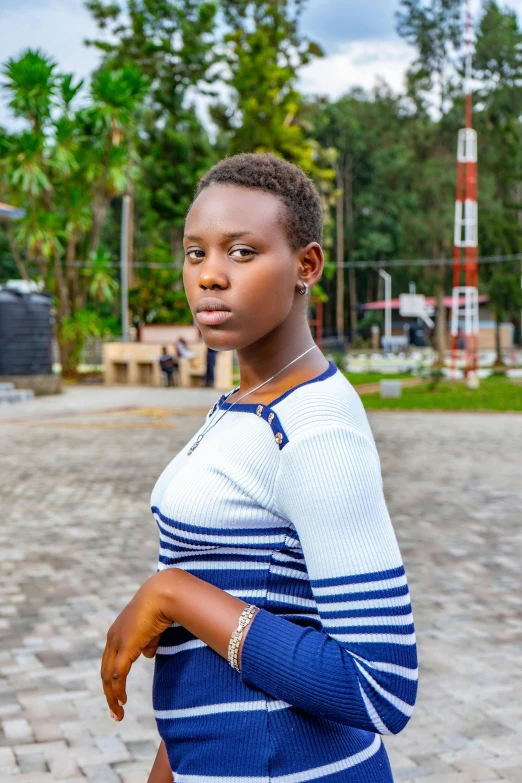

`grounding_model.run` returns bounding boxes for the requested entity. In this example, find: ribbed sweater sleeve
[239,423,418,735]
